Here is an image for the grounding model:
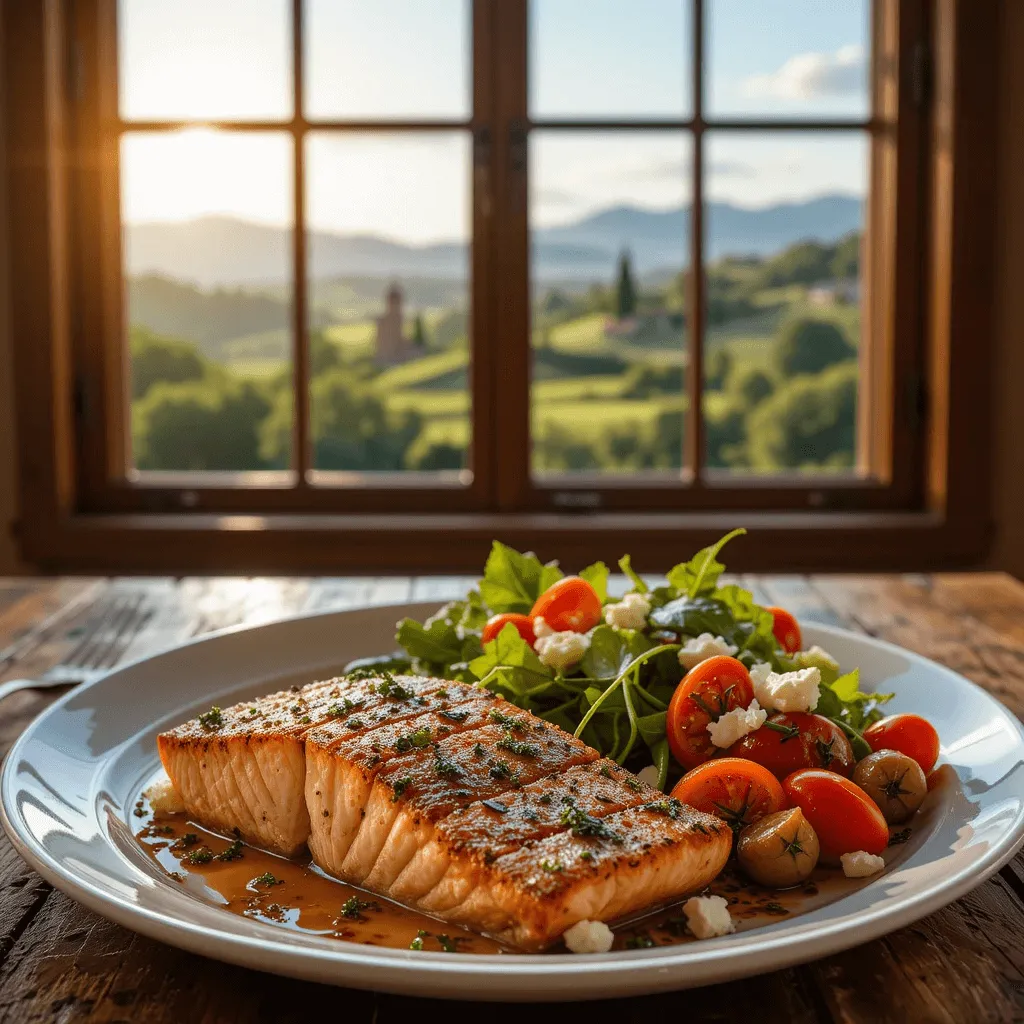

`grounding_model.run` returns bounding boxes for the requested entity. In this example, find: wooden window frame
[3,0,999,573]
